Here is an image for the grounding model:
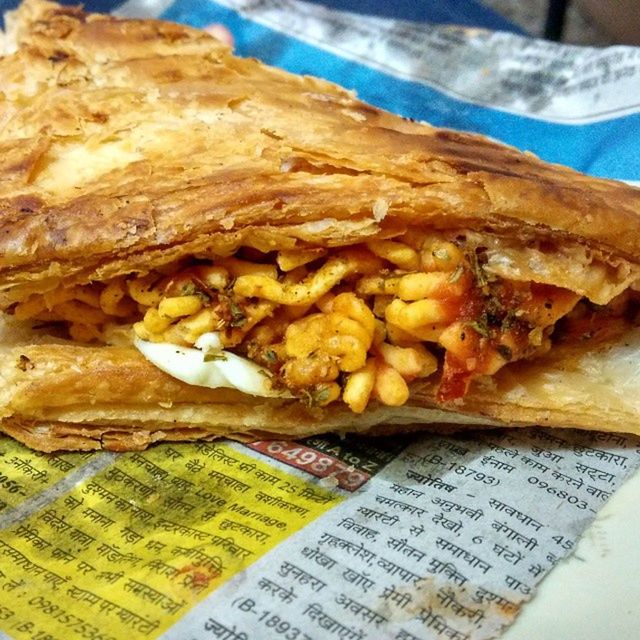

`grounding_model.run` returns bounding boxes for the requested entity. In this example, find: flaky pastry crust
[2,1,640,301]
[1,319,639,451]
[2,1,640,450]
